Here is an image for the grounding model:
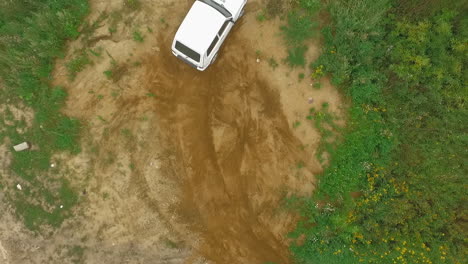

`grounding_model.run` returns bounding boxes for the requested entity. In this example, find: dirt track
[143,32,320,263]
[0,1,344,263]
